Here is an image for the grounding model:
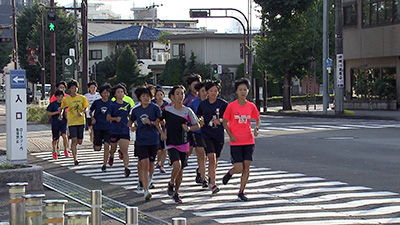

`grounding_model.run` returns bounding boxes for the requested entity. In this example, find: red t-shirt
[223,100,260,146]
[50,93,69,103]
